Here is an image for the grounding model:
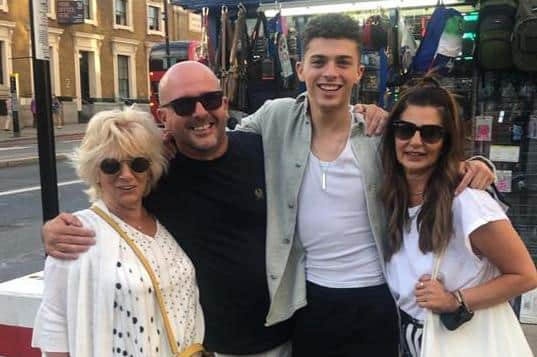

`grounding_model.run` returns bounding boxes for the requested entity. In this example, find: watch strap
[456,289,473,313]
